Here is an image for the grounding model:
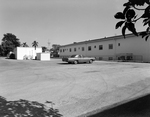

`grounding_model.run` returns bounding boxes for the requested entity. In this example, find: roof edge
[60,32,143,48]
